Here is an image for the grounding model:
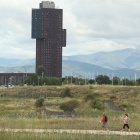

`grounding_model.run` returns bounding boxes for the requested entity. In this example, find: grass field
[0,117,139,131]
[0,85,140,132]
[0,132,140,140]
